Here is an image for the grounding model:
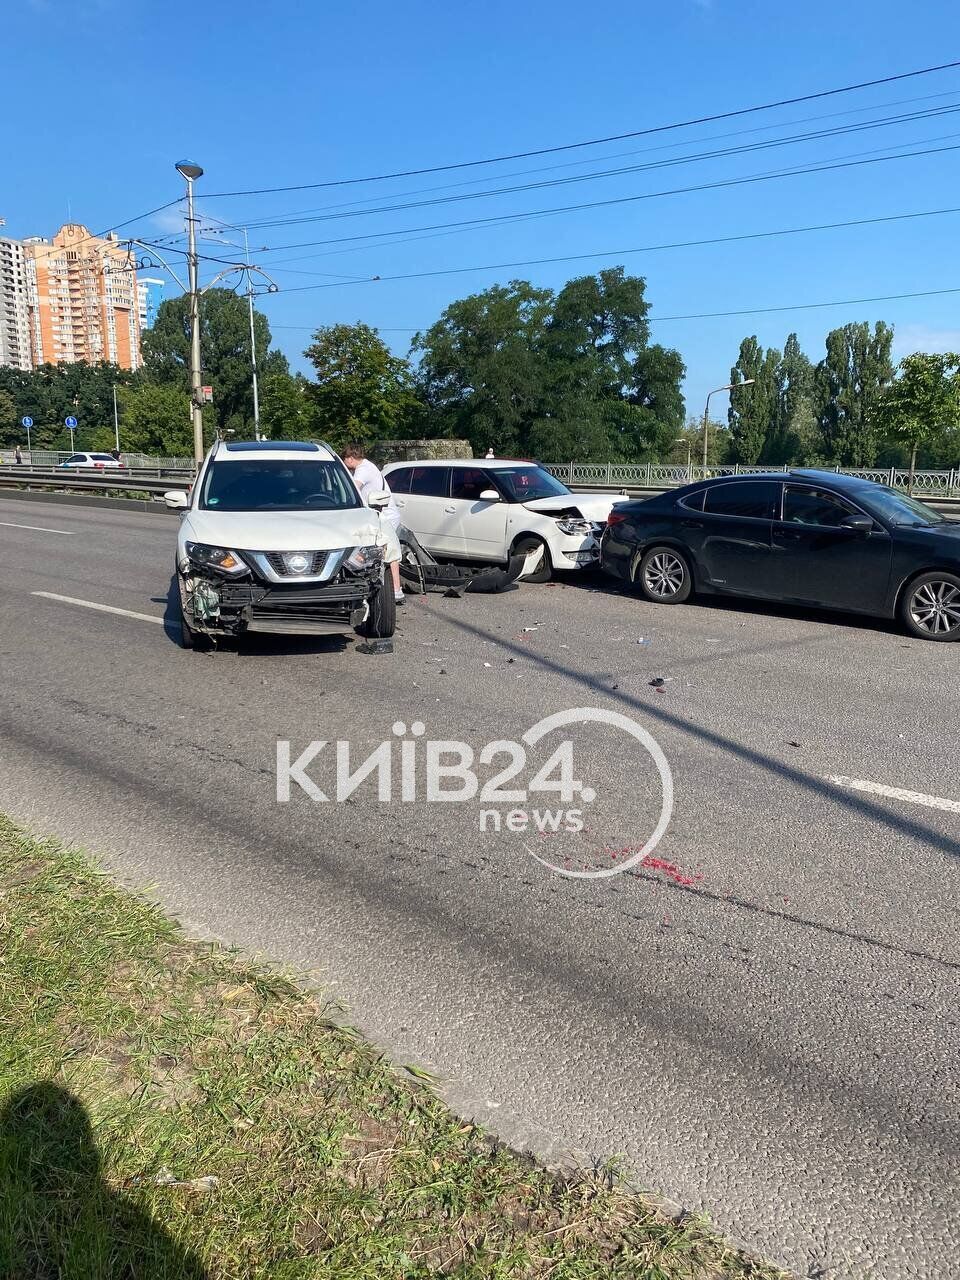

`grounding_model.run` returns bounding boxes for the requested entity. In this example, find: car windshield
[200,459,362,512]
[493,466,571,502]
[857,486,946,527]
